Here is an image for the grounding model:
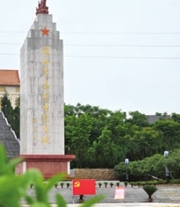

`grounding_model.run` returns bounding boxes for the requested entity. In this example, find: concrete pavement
[46,183,180,203]
[68,204,180,207]
[27,182,180,206]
